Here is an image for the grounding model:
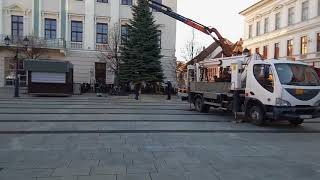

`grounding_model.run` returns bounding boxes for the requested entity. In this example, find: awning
[24,59,73,73]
